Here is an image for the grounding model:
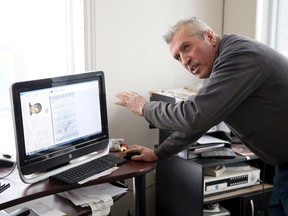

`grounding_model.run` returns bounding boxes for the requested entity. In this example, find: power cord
[255,162,267,216]
[250,160,267,216]
[260,162,267,216]
[0,162,16,179]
